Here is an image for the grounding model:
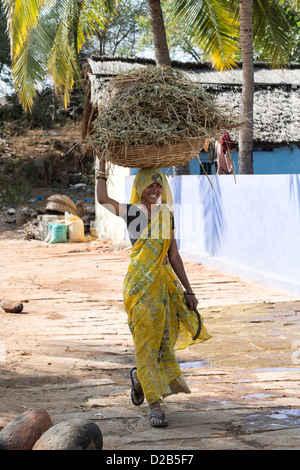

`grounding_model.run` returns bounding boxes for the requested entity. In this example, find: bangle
[96,169,107,180]
[184,291,196,296]
[96,169,107,179]
[96,175,107,181]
